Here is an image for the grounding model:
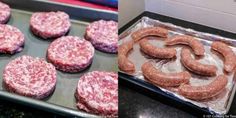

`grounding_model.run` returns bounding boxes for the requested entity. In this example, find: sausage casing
[142,62,190,87]
[211,41,236,73]
[118,40,135,73]
[179,75,228,100]
[131,27,168,42]
[139,38,176,59]
[166,35,205,56]
[181,48,217,76]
